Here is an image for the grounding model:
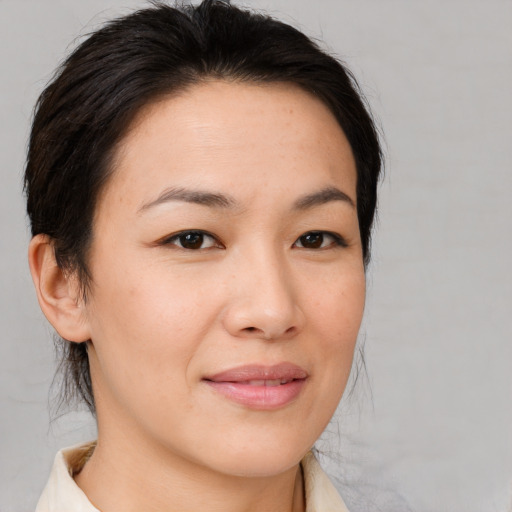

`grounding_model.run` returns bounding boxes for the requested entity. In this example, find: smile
[203,363,308,410]
[237,379,293,386]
